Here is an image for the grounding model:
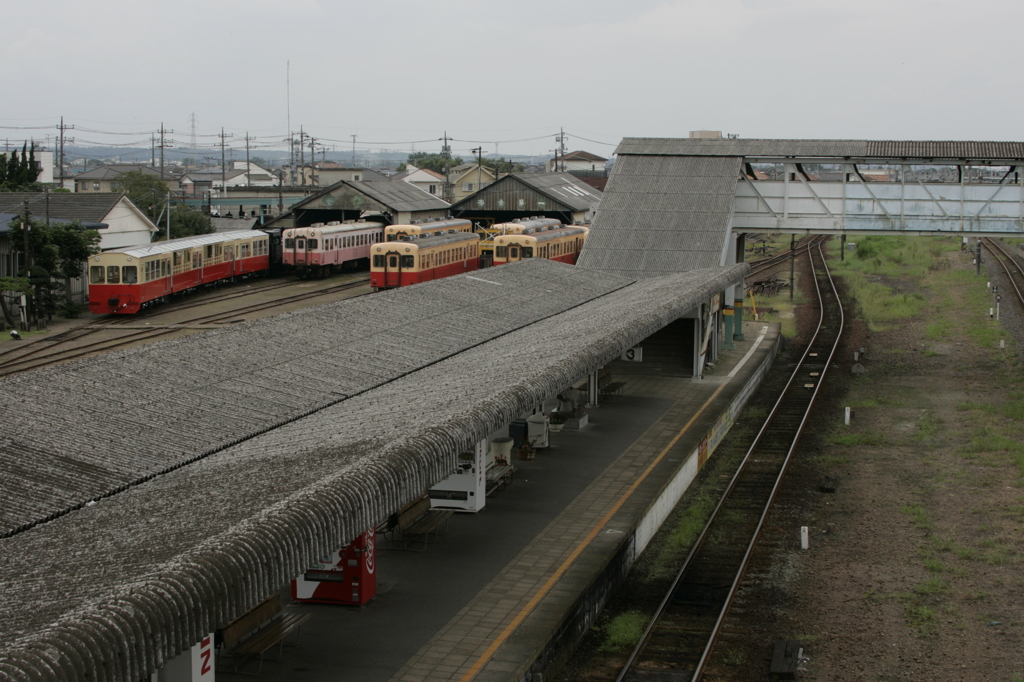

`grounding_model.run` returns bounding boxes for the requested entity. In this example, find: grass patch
[901,502,931,530]
[599,611,648,651]
[828,431,888,446]
[914,576,950,594]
